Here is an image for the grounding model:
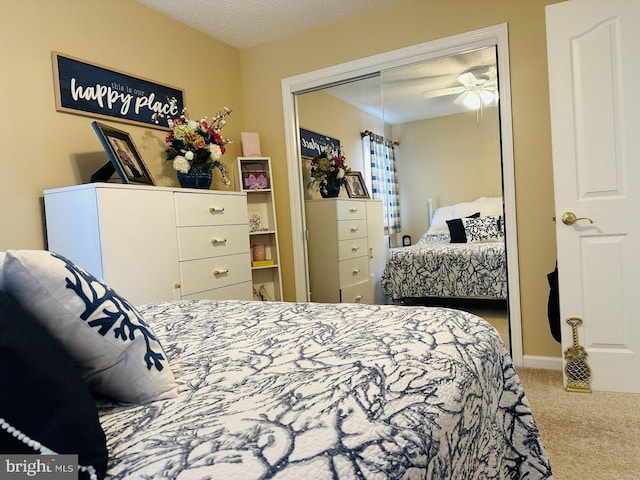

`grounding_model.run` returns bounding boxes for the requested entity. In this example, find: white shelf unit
[237,156,283,301]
